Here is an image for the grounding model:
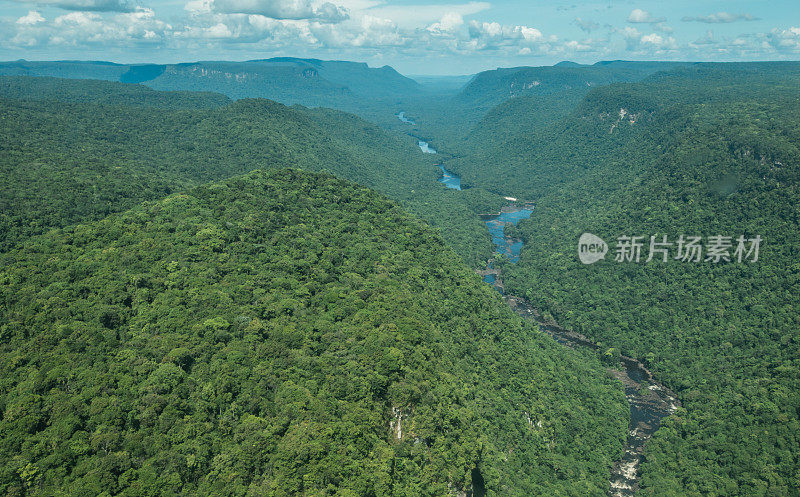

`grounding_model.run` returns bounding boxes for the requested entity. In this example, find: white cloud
[1,0,793,64]
[16,11,45,25]
[352,15,404,46]
[210,0,349,22]
[564,39,591,51]
[54,11,101,26]
[617,24,676,52]
[310,14,405,48]
[365,2,489,29]
[11,0,136,13]
[467,21,542,43]
[518,25,543,42]
[8,6,170,47]
[621,26,640,38]
[427,12,464,34]
[640,33,662,45]
[767,26,800,52]
[459,20,553,55]
[627,8,665,24]
[313,3,349,22]
[333,0,380,9]
[682,12,760,24]
[205,22,234,38]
